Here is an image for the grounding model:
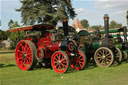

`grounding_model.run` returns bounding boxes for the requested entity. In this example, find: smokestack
[104,14,109,38]
[123,26,127,43]
[62,19,69,37]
